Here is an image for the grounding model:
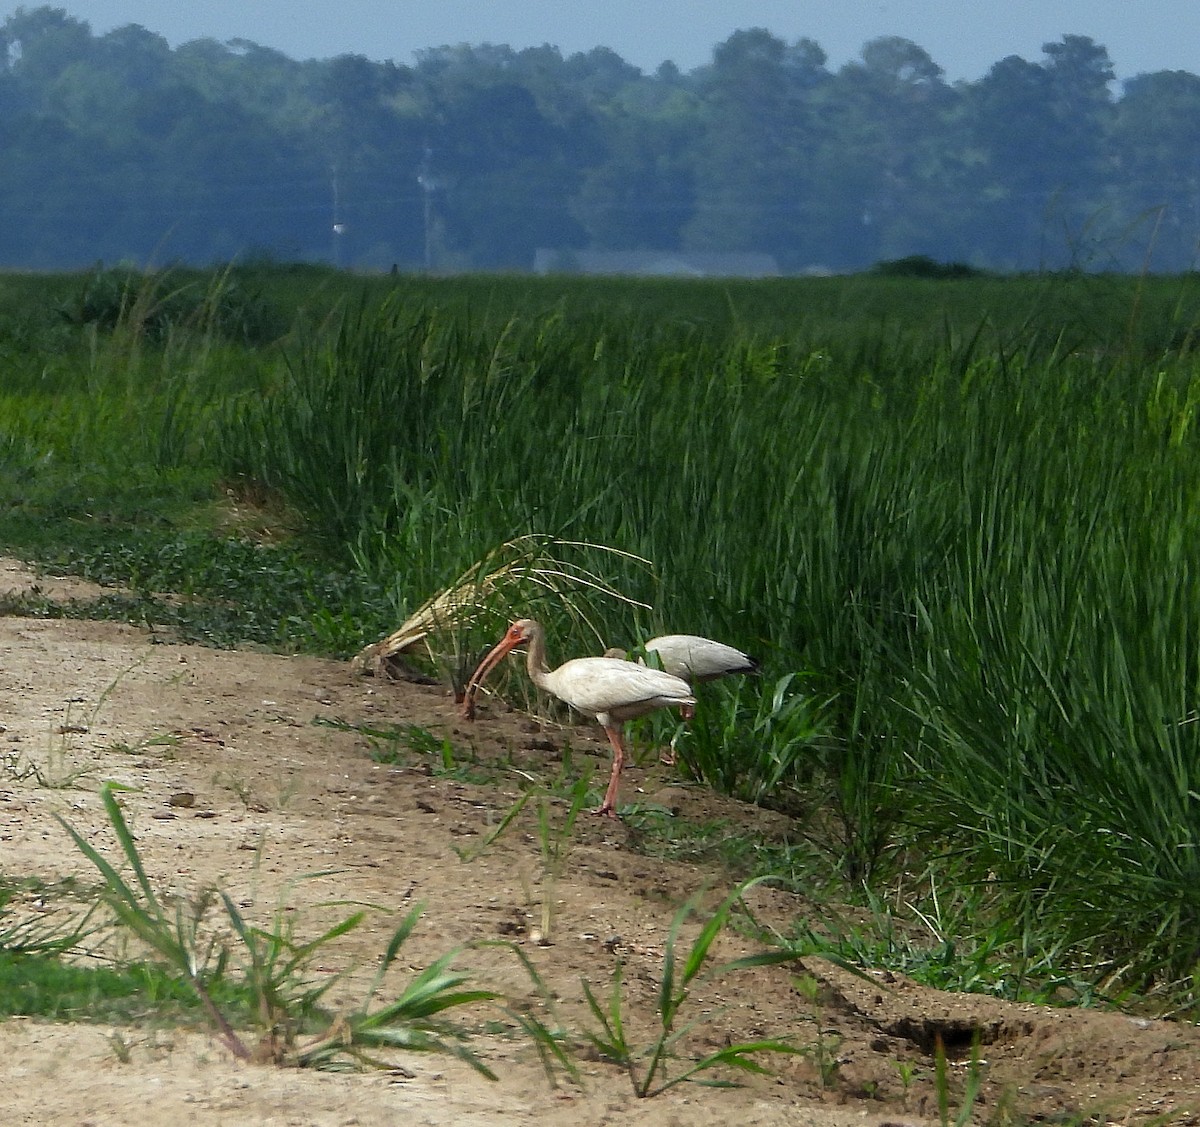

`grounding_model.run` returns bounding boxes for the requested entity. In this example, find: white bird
[603,634,758,763]
[638,634,758,688]
[462,618,696,818]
